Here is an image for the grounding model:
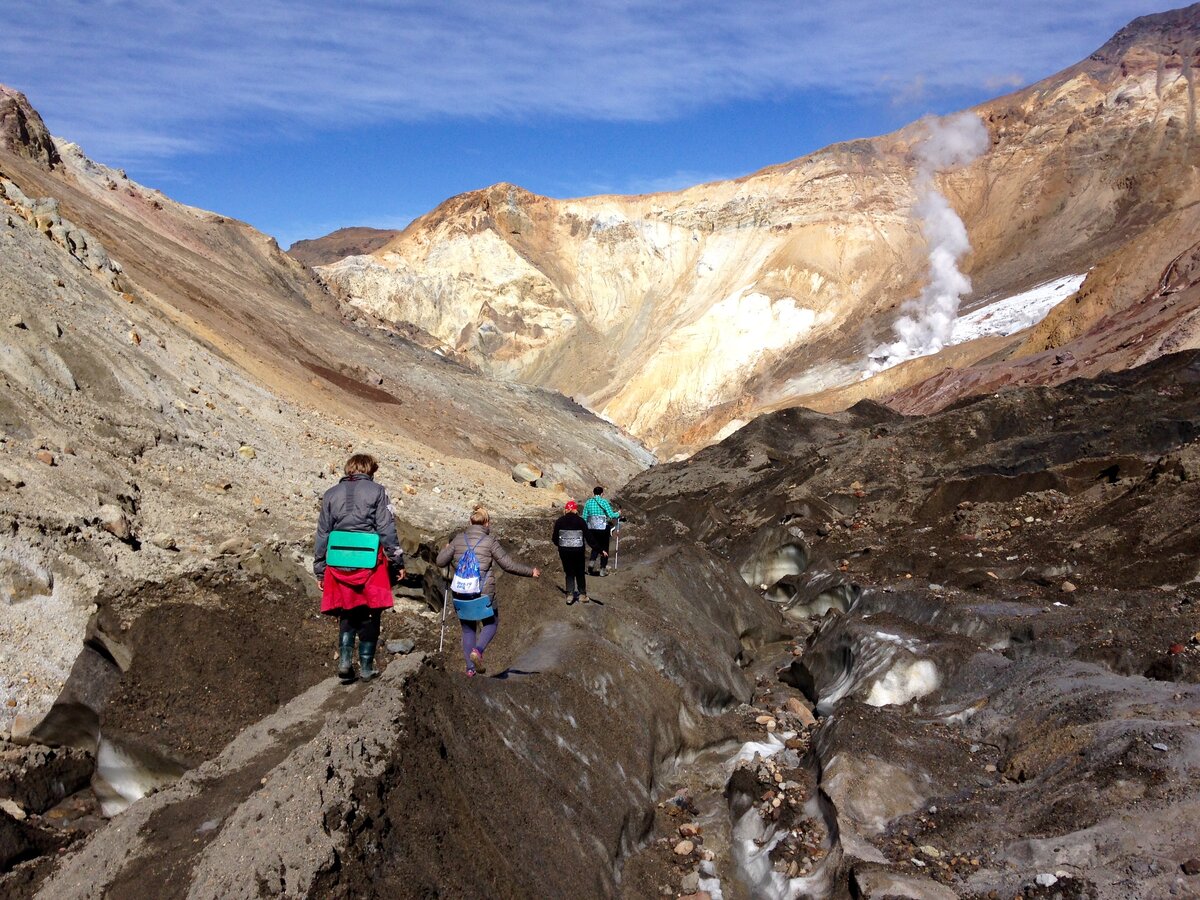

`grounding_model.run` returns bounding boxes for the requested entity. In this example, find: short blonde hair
[469,504,490,525]
[345,453,378,476]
